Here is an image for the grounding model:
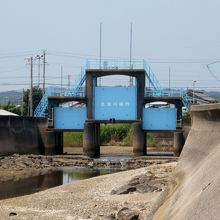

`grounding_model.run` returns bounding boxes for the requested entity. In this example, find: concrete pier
[173,131,184,156]
[94,123,100,156]
[54,132,63,154]
[83,122,100,158]
[132,122,146,156]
